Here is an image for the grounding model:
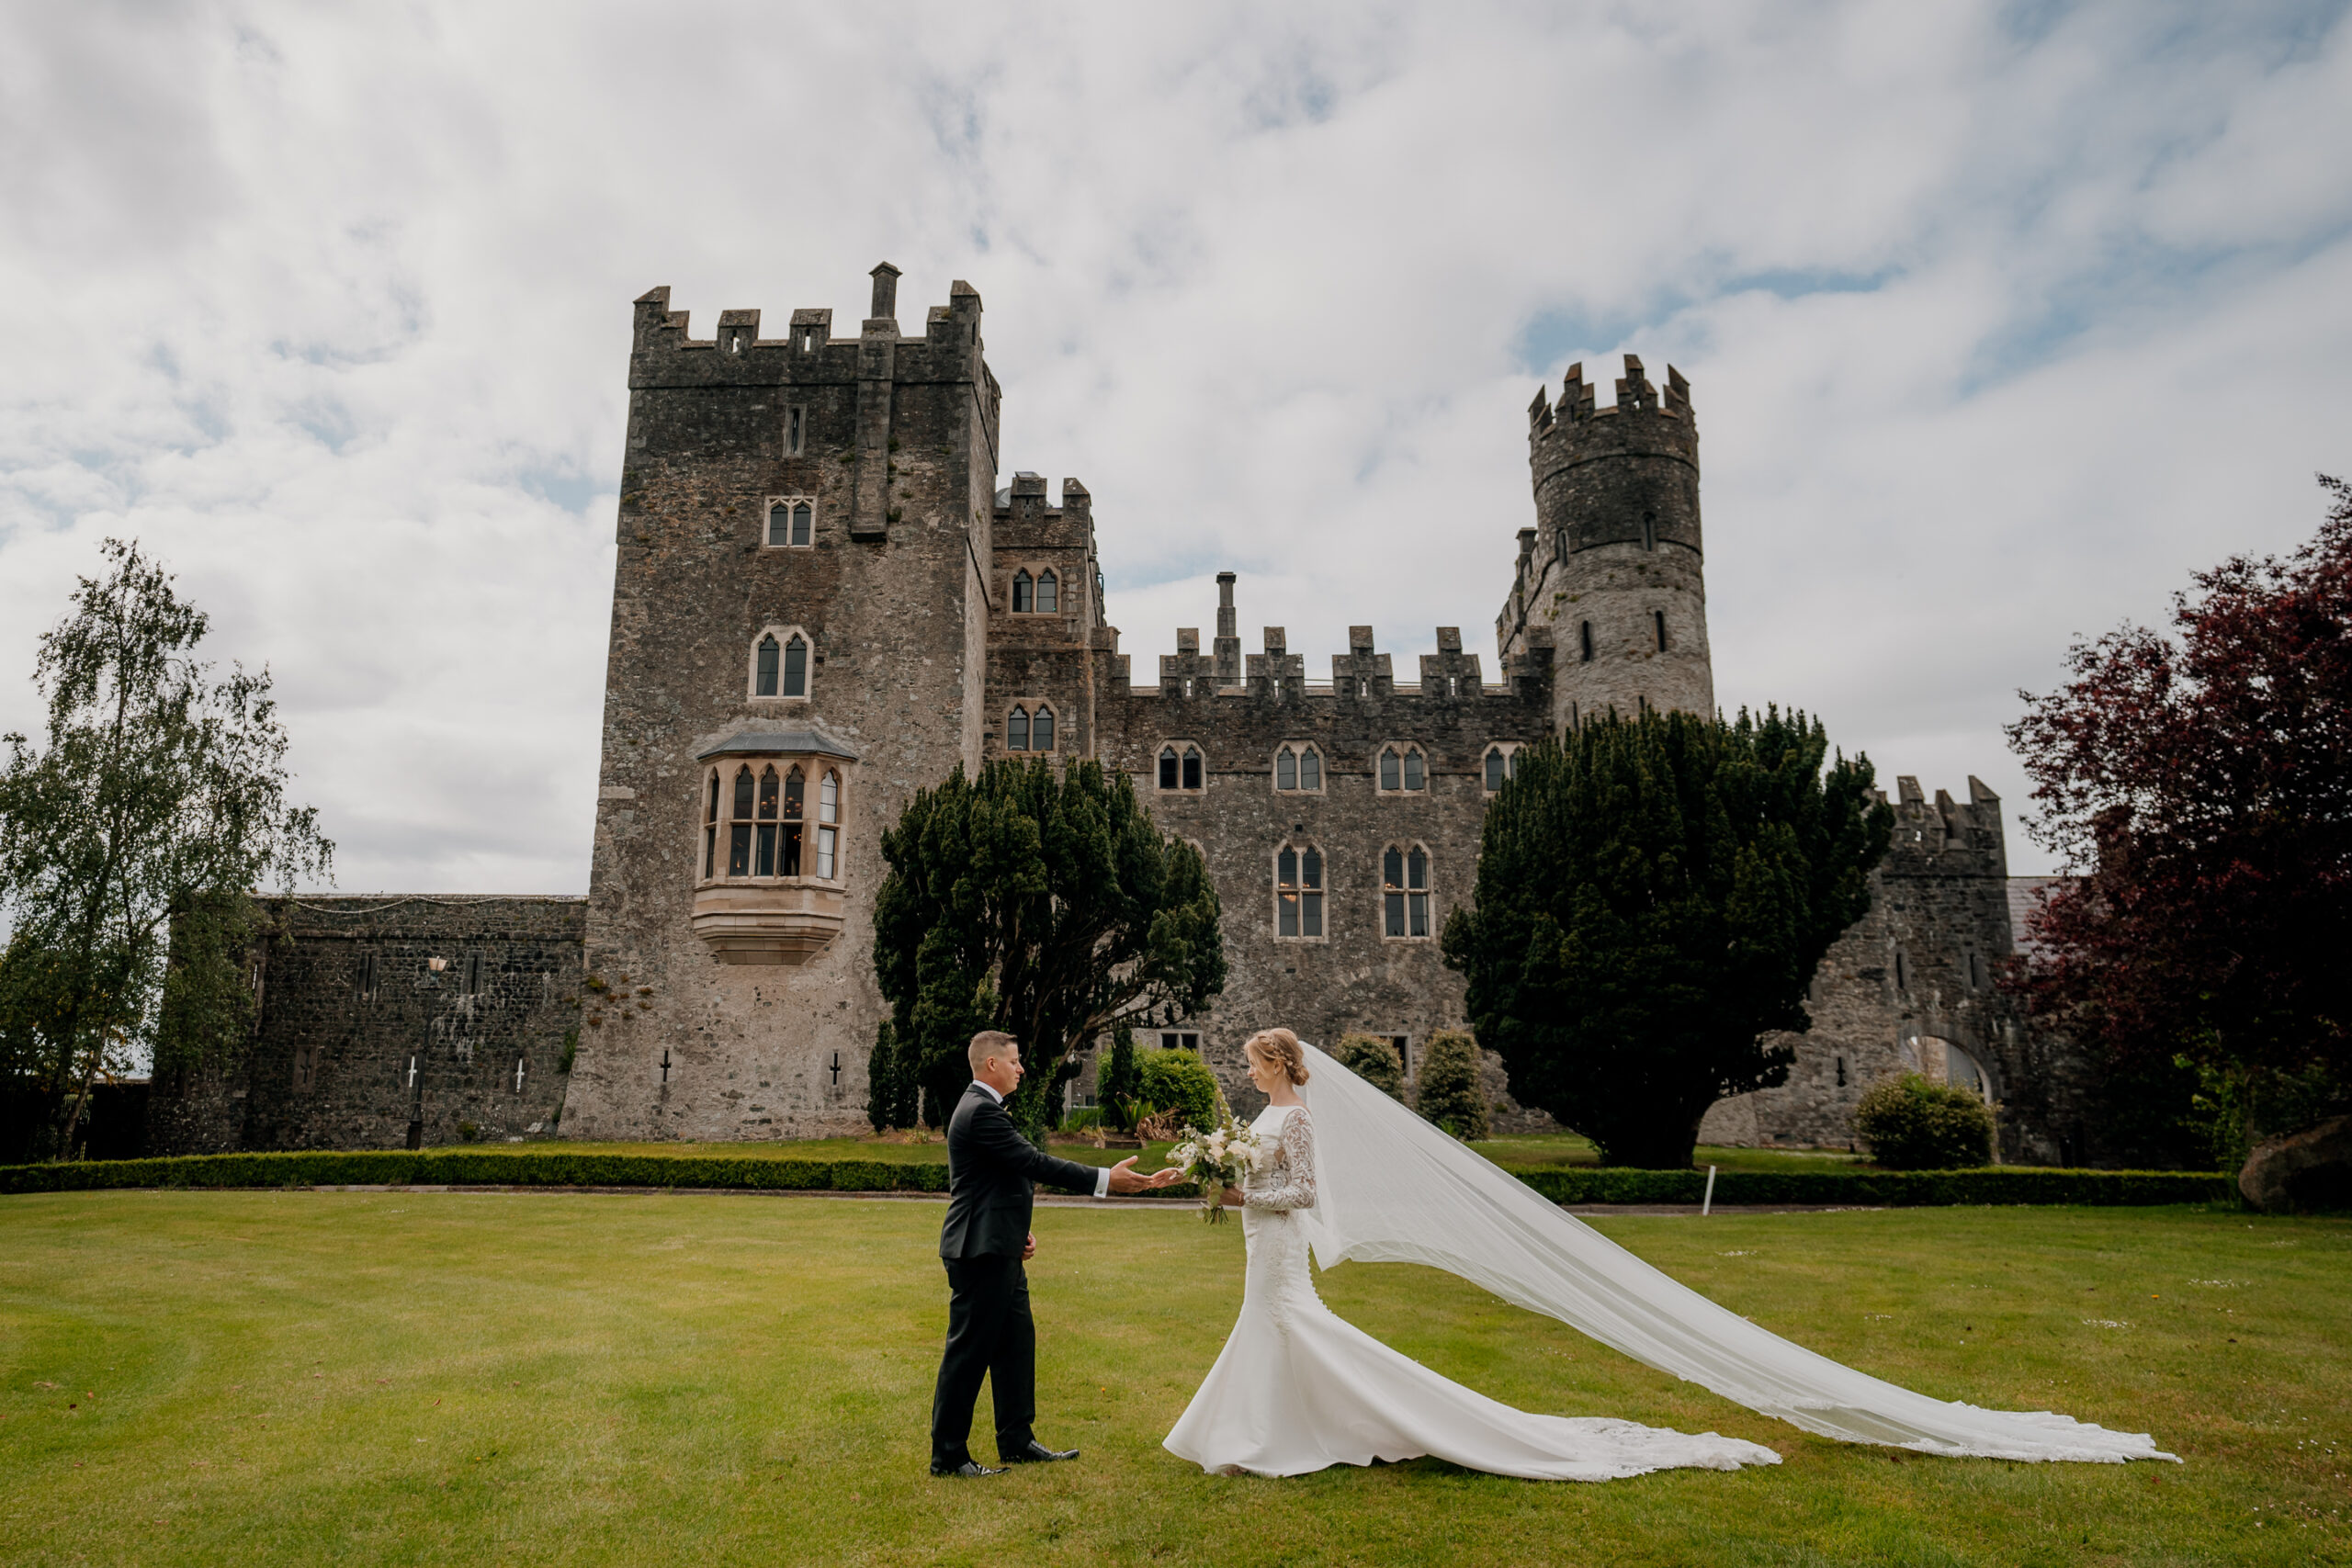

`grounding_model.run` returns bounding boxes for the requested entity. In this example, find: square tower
[563,268,1001,1140]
